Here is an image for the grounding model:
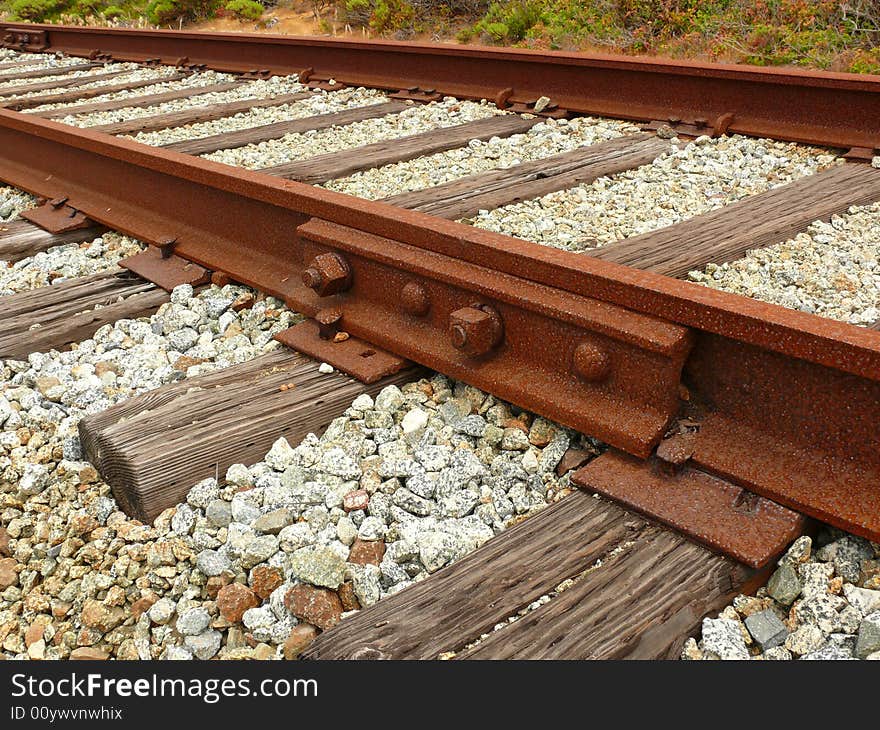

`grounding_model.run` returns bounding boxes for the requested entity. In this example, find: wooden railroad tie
[0,269,168,360]
[79,350,421,523]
